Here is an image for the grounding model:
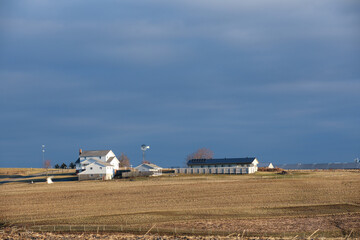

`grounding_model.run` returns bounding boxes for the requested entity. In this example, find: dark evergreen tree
[69,162,76,169]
